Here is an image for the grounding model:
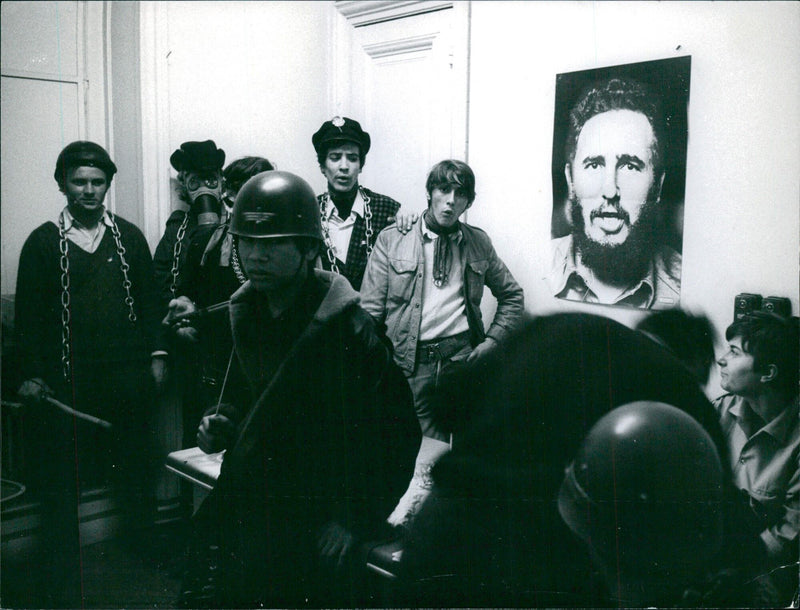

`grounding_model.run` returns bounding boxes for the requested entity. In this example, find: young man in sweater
[15,141,165,606]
